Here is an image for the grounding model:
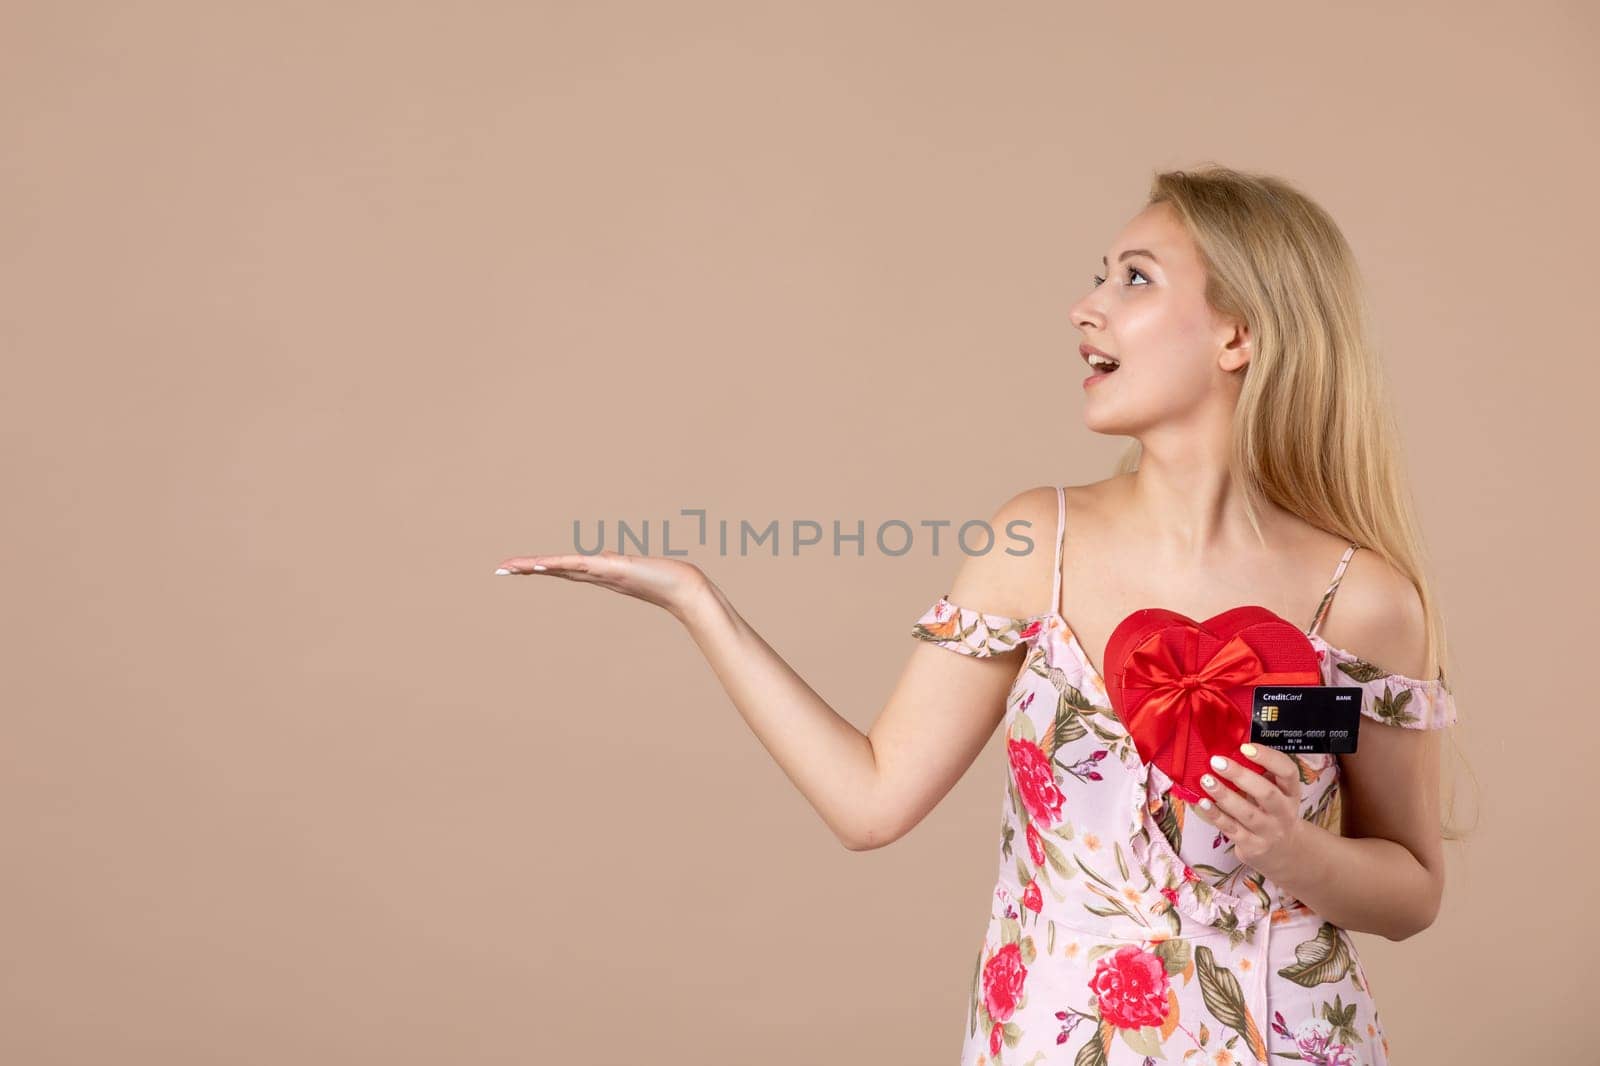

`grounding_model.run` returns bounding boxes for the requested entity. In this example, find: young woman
[497,166,1463,1065]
